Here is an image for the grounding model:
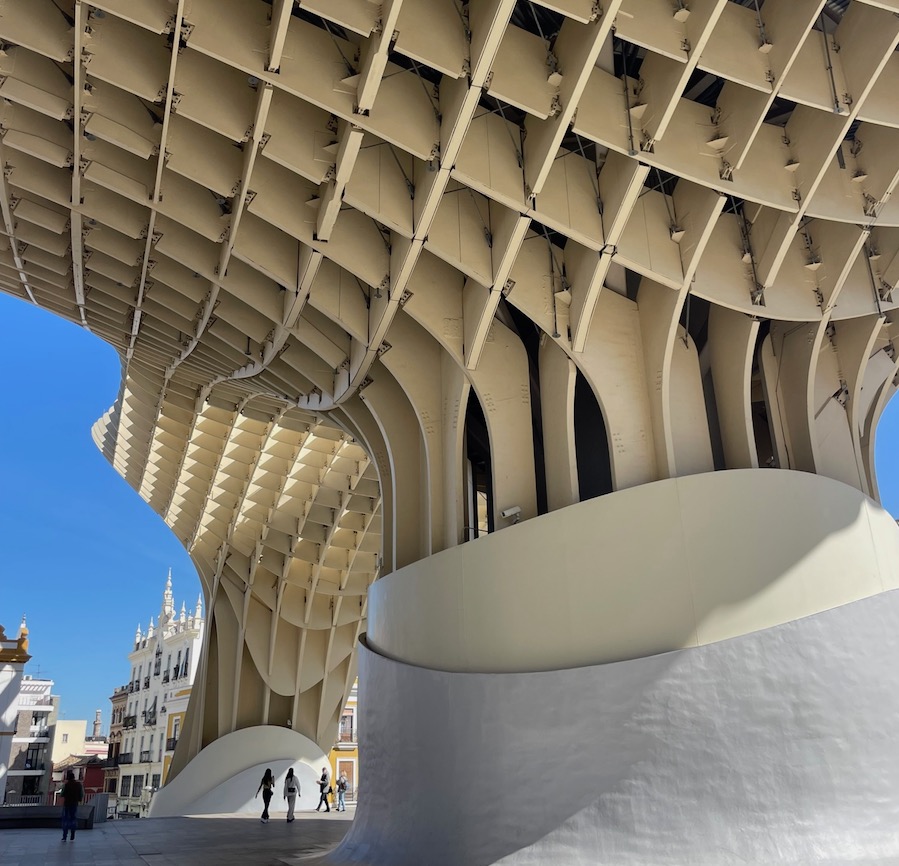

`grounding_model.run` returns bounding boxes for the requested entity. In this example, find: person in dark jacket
[315,766,331,812]
[61,770,83,841]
